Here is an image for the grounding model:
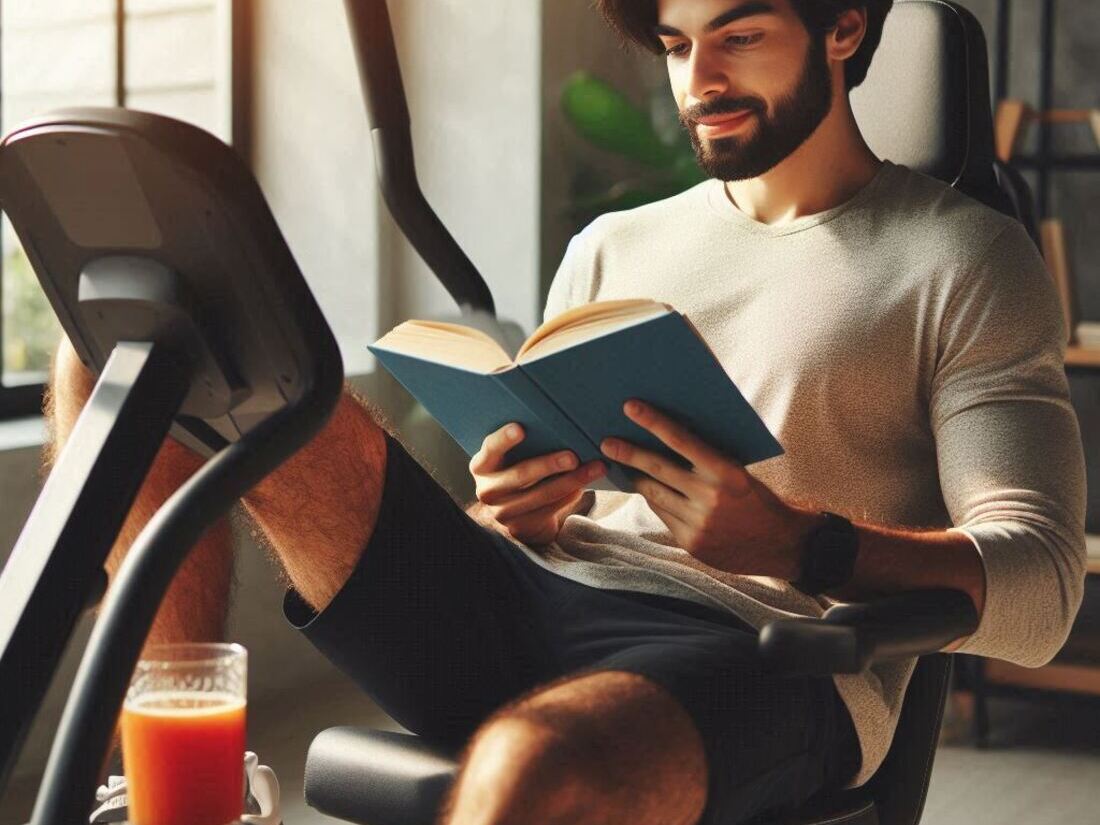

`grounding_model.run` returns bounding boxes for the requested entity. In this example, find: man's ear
[826,8,867,63]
